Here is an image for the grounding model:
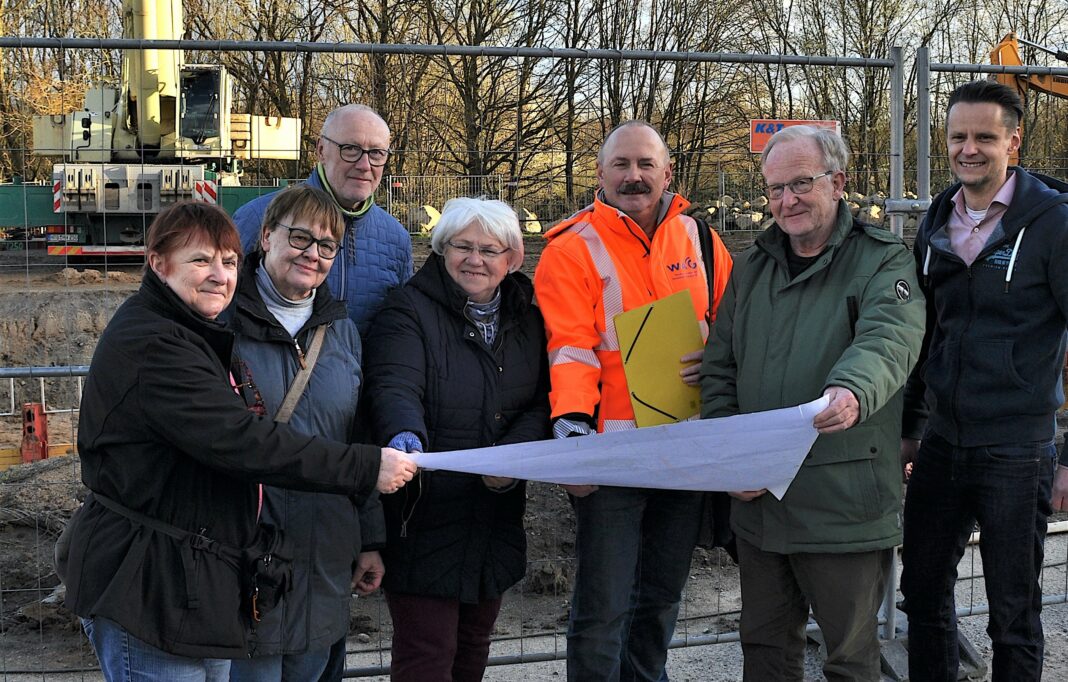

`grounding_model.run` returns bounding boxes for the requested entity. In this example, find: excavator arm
[990,32,1068,101]
[989,33,1068,163]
